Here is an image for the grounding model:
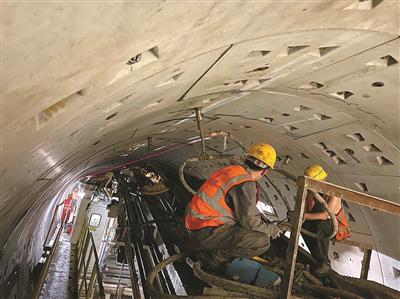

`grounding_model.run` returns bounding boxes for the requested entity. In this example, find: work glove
[269,223,283,239]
